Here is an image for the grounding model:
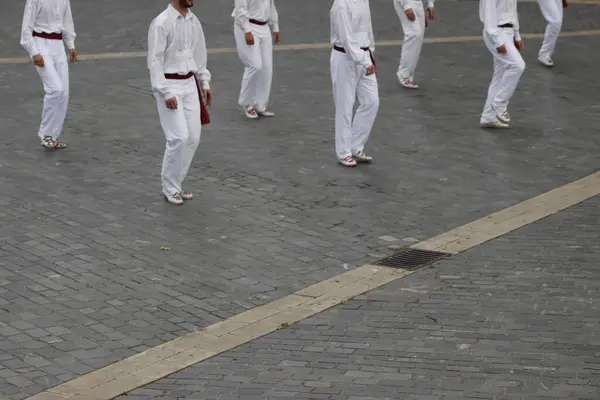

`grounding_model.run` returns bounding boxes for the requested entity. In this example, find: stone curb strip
[413,171,600,254]
[25,170,600,400]
[1,30,599,65]
[26,267,413,400]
